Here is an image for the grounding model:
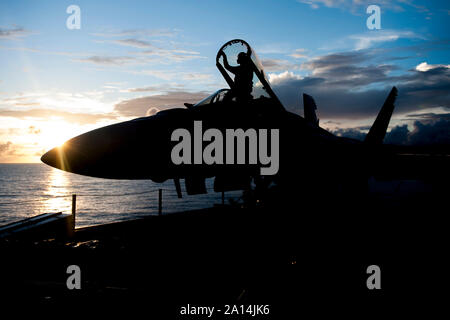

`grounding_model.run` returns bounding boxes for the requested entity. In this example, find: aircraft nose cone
[41,147,58,167]
[39,115,168,179]
[40,146,67,170]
